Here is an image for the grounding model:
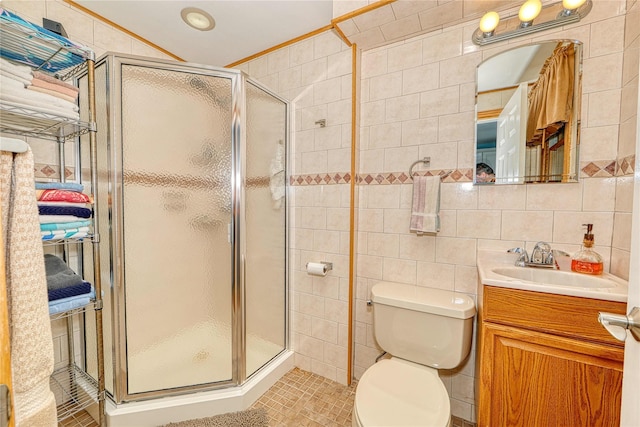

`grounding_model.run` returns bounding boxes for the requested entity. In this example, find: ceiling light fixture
[472,0,592,46]
[181,7,215,31]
